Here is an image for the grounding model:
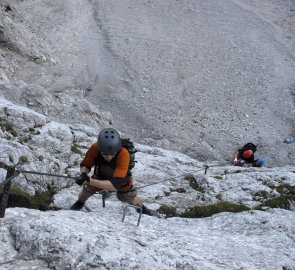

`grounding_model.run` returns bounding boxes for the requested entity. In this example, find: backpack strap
[94,152,103,176]
[121,138,137,175]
